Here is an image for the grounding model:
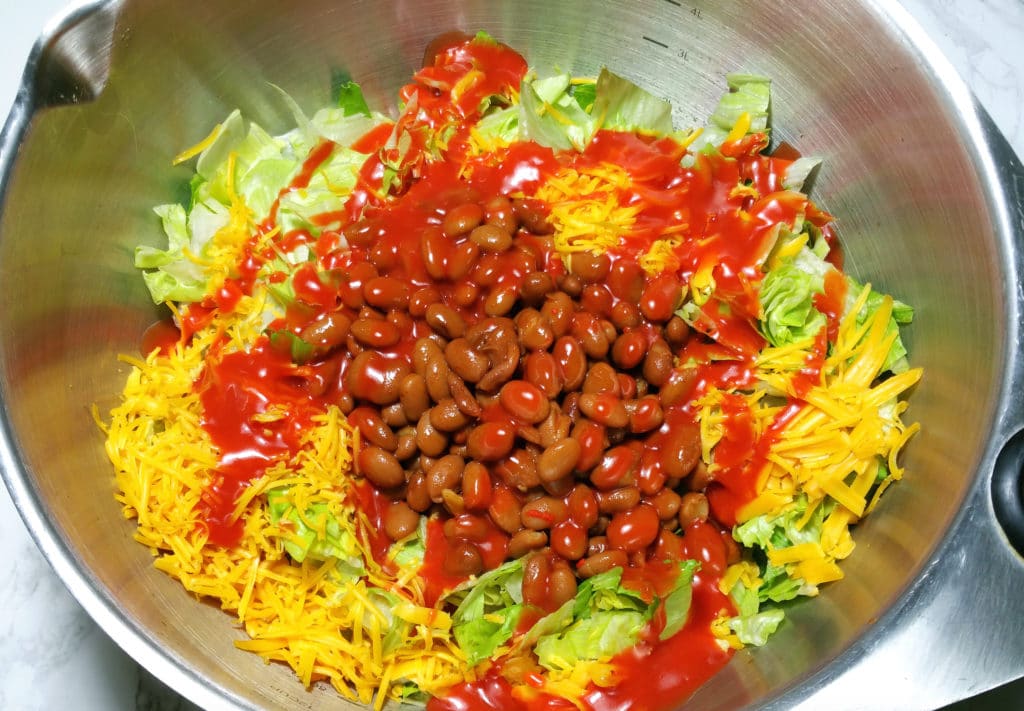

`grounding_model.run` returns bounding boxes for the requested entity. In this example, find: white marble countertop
[1,1,1023,710]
